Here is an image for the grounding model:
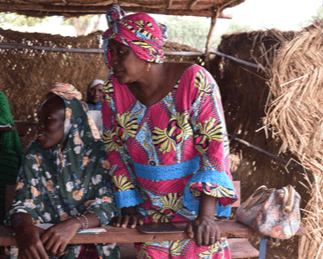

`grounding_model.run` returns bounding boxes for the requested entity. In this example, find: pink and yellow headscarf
[103,5,168,71]
[49,83,82,101]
